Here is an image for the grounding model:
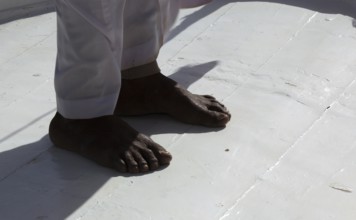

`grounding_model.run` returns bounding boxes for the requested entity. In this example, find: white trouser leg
[55,0,125,119]
[55,0,180,119]
[121,0,180,78]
